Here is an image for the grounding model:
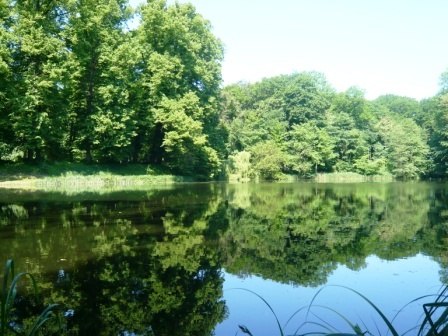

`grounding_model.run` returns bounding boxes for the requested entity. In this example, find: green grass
[315,172,394,183]
[0,163,189,191]
[0,162,173,179]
